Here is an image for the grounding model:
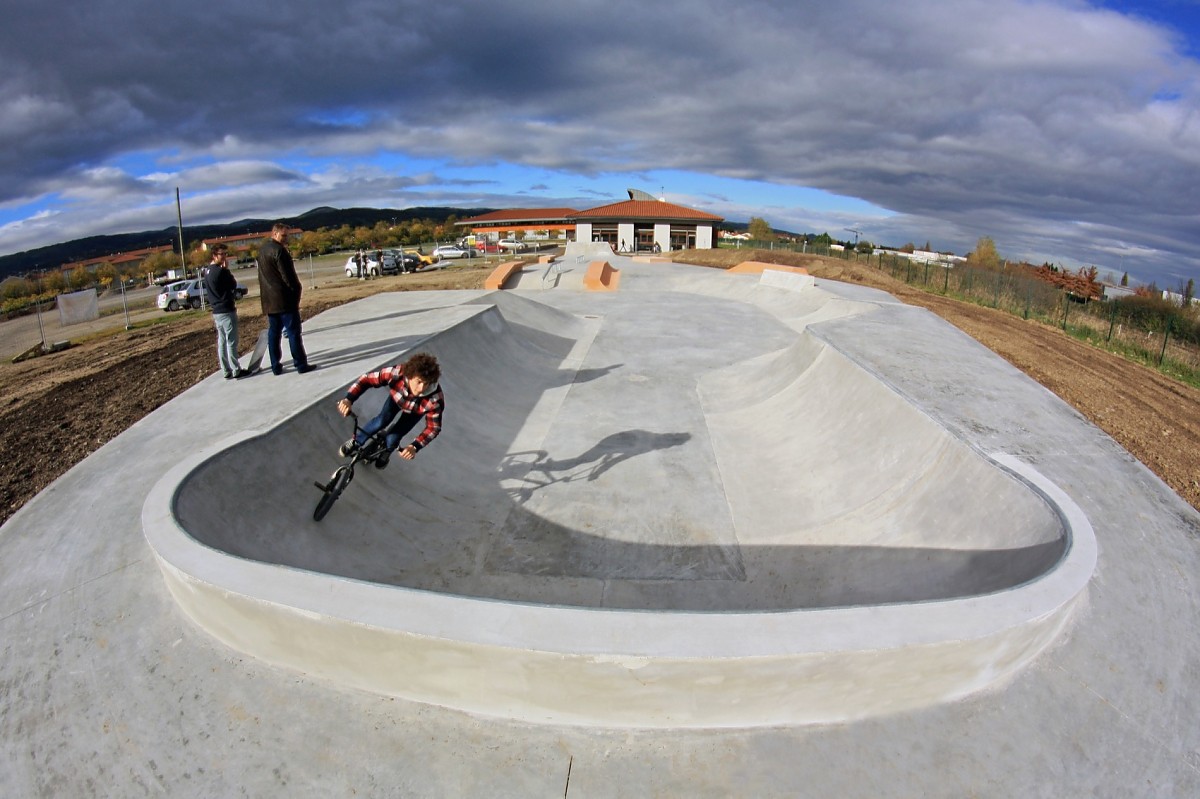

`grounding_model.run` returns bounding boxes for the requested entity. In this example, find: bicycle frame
[312,410,393,521]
